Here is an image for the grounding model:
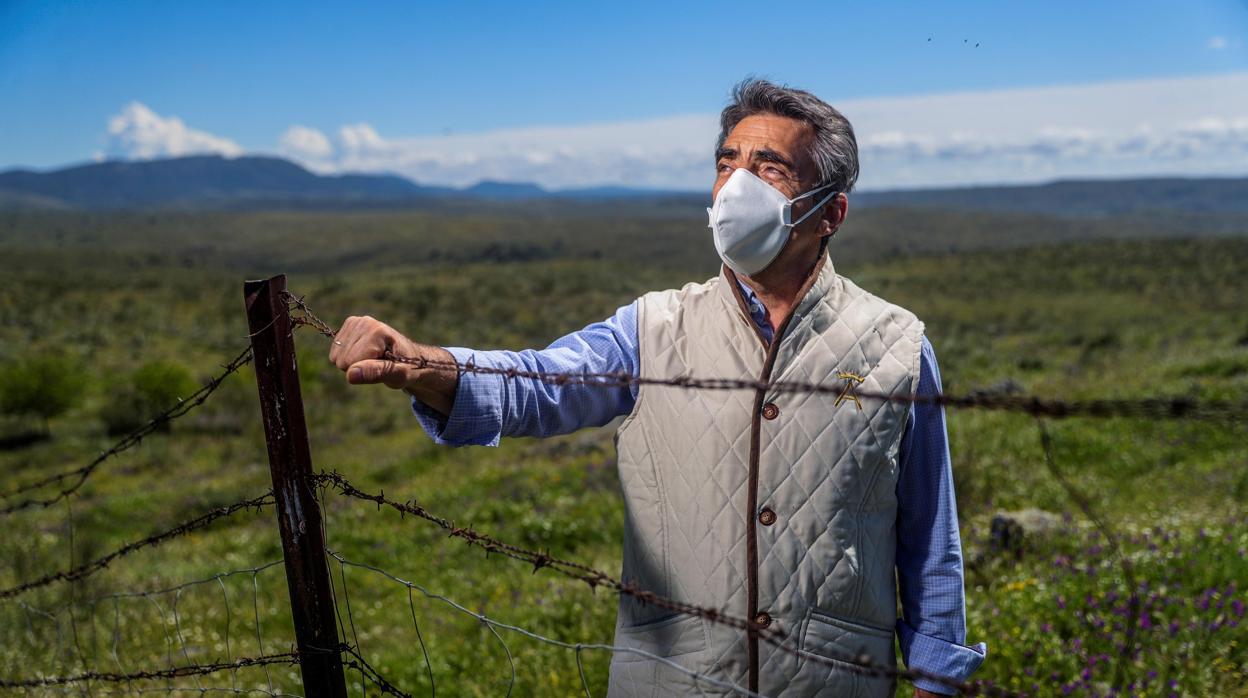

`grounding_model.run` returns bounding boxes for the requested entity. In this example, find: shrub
[99,360,198,435]
[0,355,85,431]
